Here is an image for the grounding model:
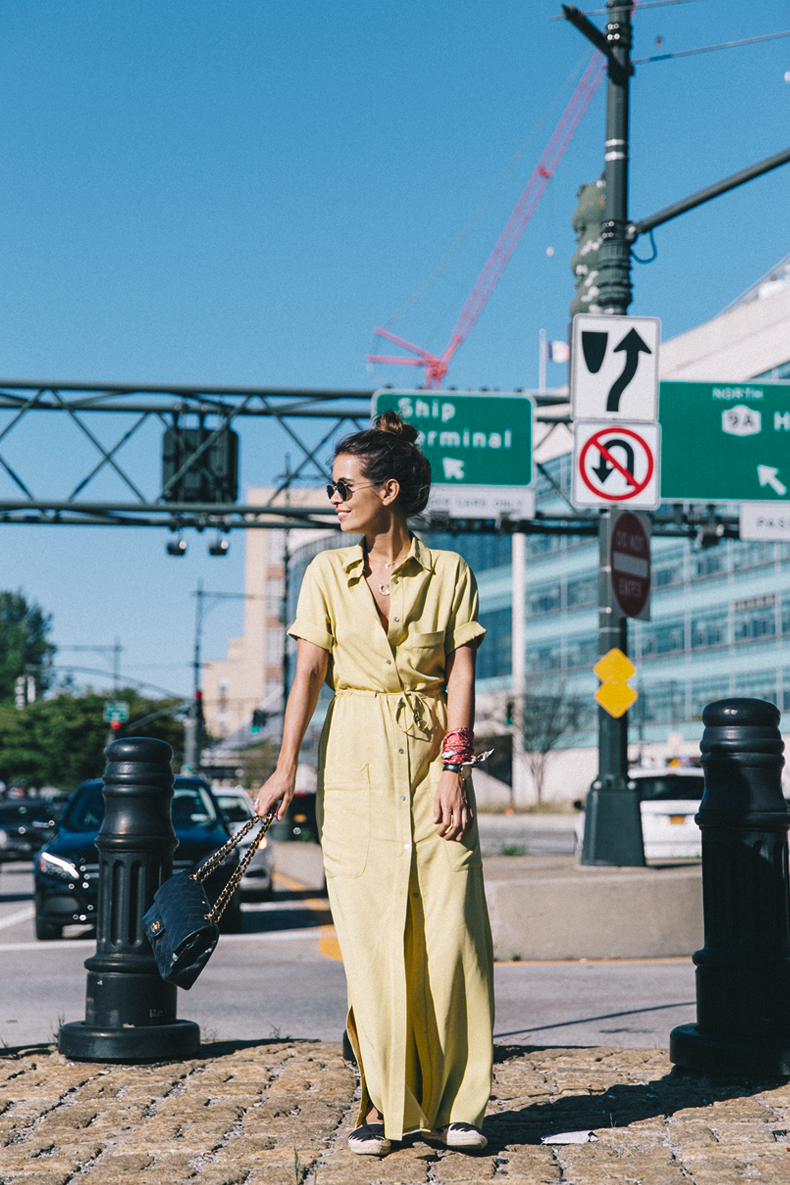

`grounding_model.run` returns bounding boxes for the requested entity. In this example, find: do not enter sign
[611,511,651,620]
